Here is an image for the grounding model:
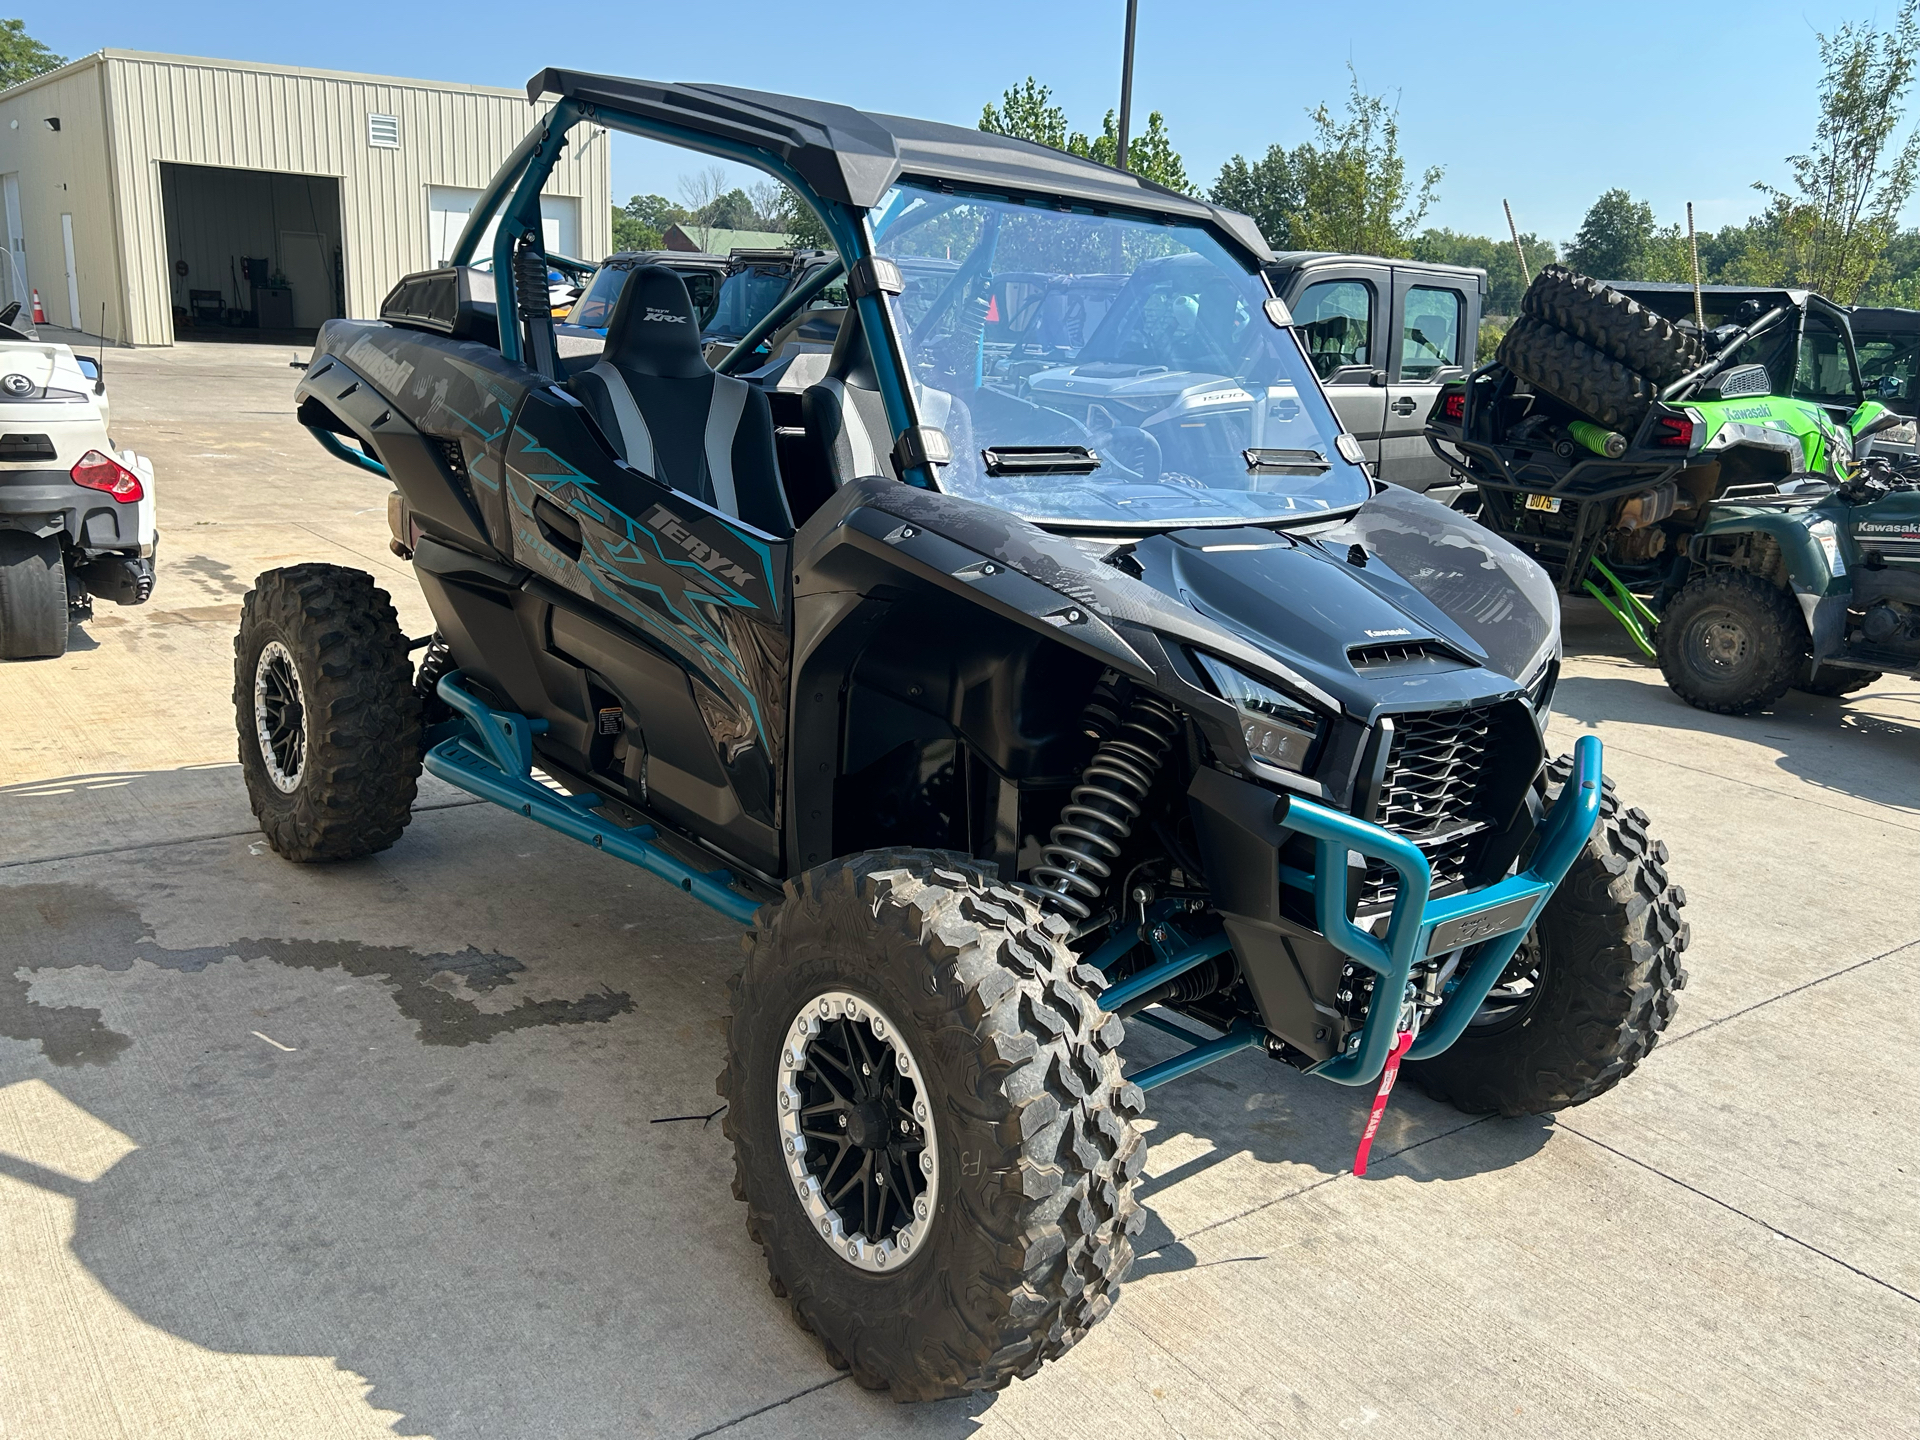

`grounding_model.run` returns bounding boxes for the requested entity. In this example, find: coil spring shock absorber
[1030,692,1181,922]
